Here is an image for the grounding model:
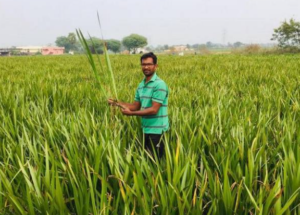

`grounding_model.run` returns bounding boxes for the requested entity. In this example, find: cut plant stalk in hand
[76,13,126,110]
